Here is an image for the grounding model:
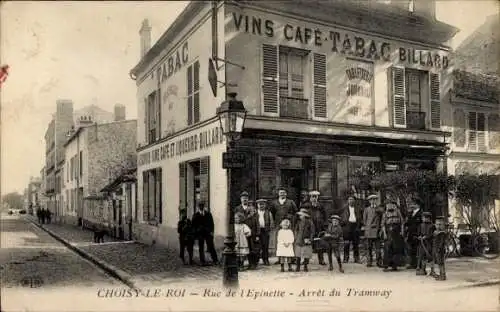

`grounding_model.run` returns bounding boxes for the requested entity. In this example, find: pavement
[5,214,499,312]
